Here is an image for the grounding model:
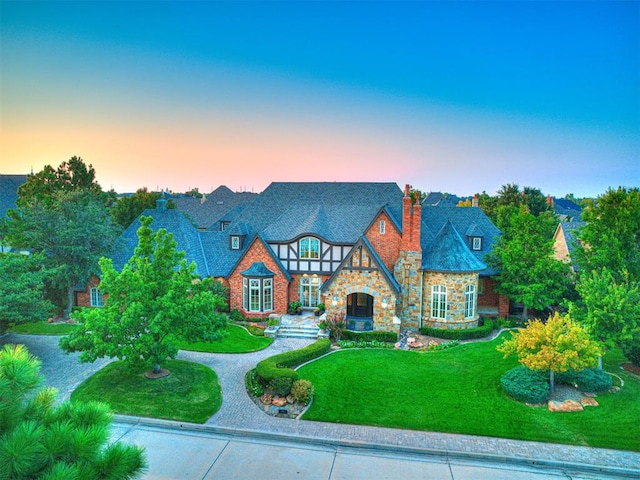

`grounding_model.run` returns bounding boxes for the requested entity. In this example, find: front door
[346,293,373,317]
[300,276,321,308]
